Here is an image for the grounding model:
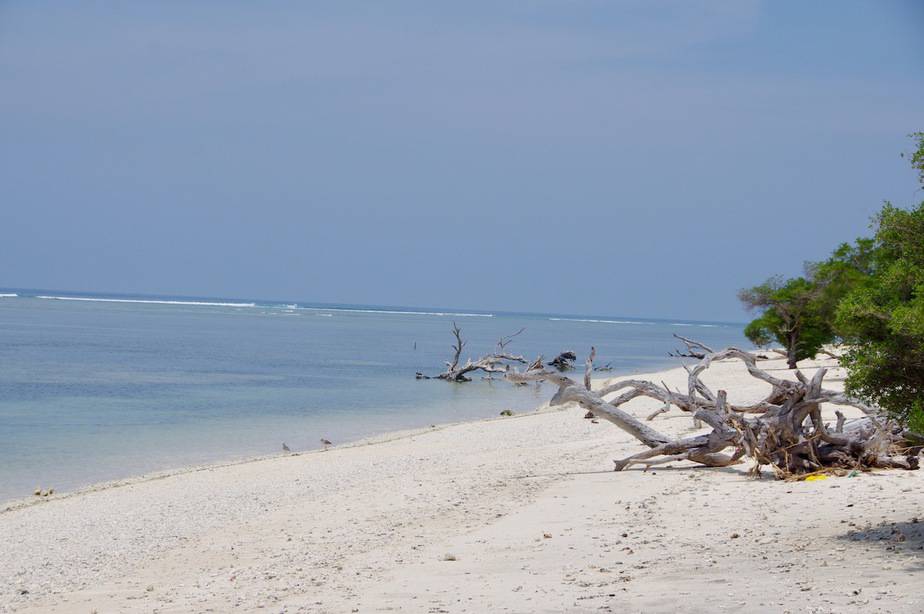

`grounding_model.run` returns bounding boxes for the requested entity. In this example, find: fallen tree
[507,343,920,477]
[417,323,528,382]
